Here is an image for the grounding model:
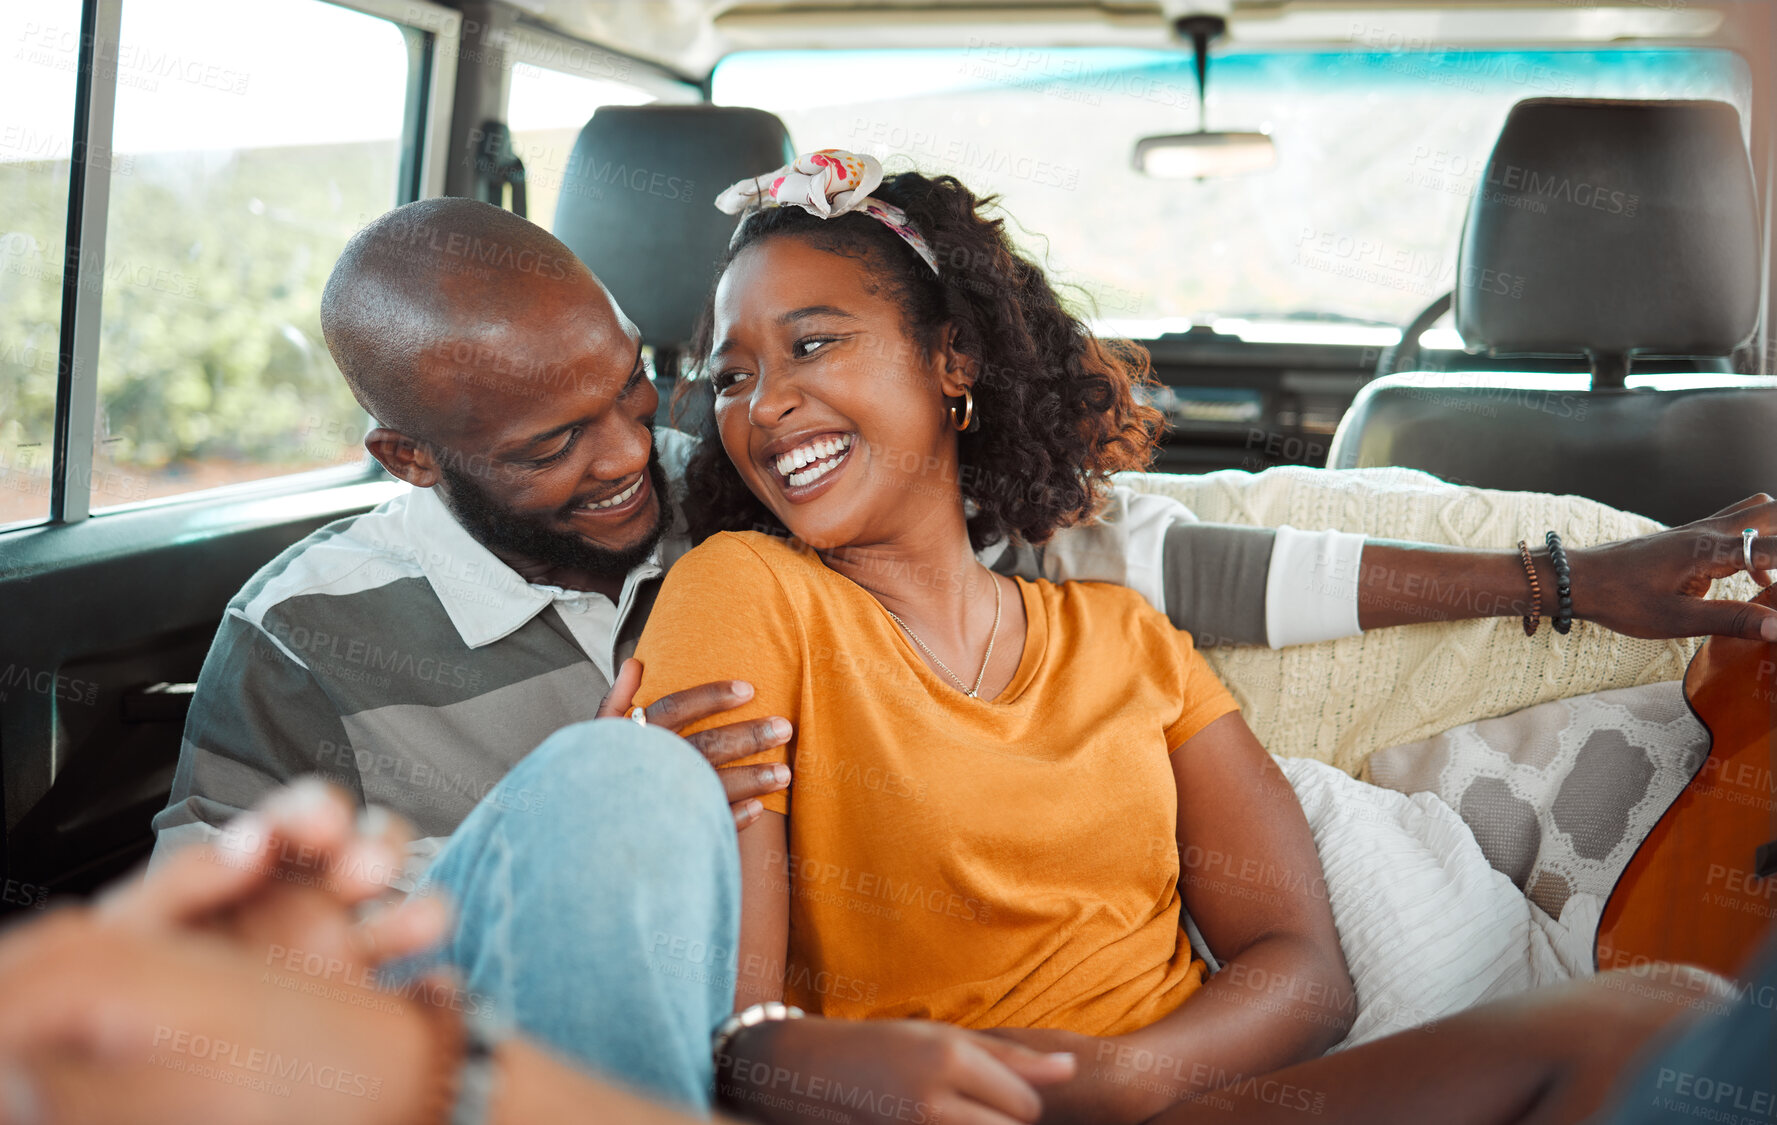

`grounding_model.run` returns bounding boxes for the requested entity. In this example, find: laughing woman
[633,151,1354,1125]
